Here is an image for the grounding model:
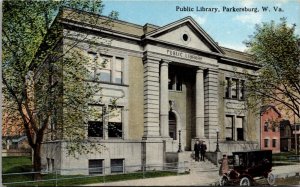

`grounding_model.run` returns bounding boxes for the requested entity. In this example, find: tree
[2,0,118,180]
[245,18,300,120]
